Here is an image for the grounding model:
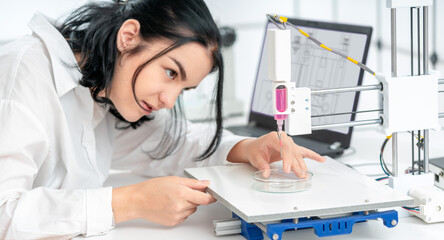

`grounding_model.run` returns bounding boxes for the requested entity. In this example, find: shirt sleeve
[111,109,249,177]
[0,100,114,239]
